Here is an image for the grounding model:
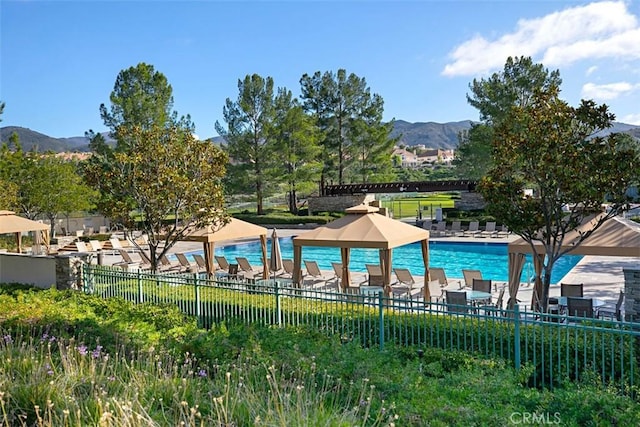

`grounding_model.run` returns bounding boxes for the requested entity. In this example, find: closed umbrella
[269,228,283,280]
